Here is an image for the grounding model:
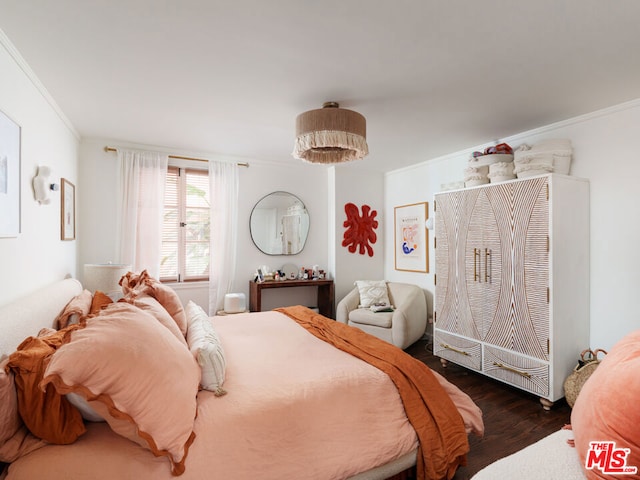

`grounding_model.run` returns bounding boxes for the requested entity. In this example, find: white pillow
[185,301,227,396]
[355,280,390,308]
